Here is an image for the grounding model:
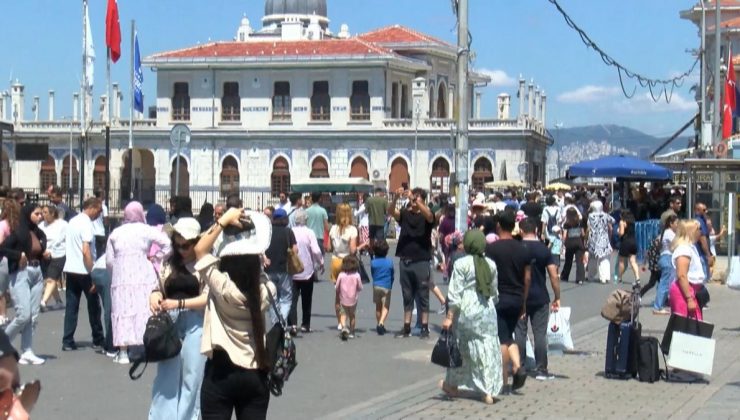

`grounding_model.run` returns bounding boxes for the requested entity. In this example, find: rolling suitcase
[605,283,641,379]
